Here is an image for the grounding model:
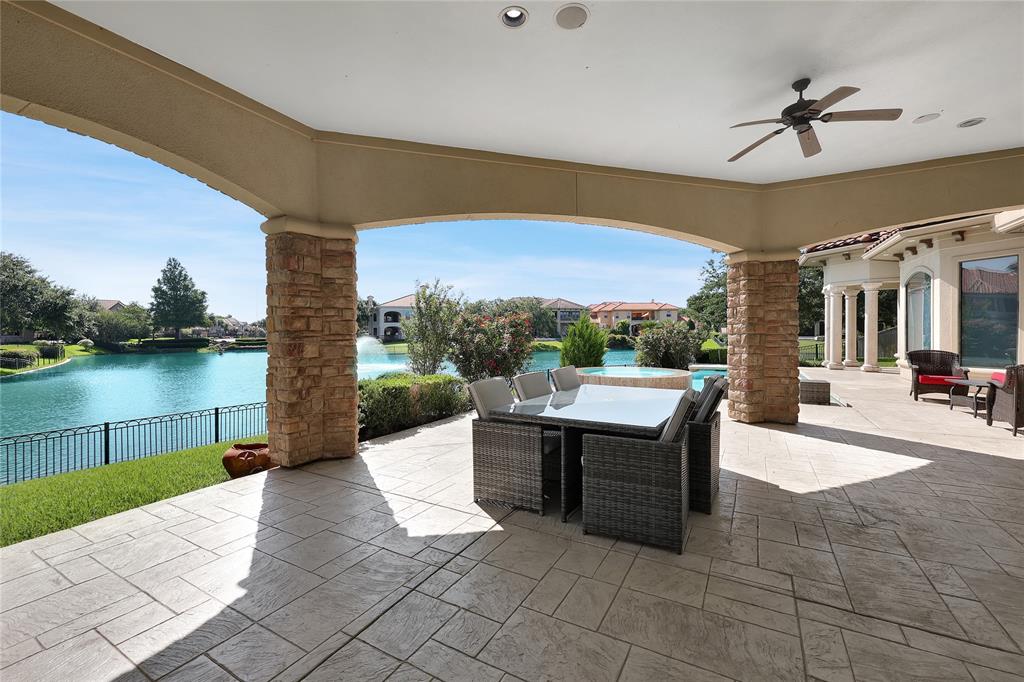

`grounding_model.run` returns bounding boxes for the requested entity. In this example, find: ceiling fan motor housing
[781,99,818,127]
